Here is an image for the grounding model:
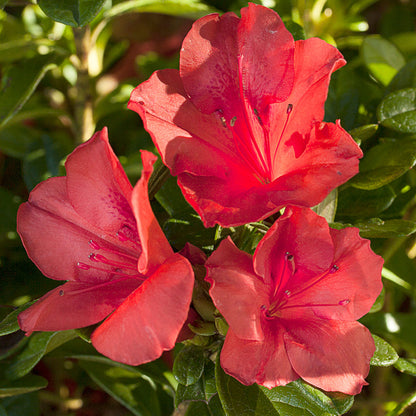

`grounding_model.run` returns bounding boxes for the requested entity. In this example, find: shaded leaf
[173,345,205,386]
[38,0,107,27]
[349,124,378,145]
[351,139,416,190]
[6,330,77,380]
[386,58,416,94]
[80,360,161,416]
[370,335,399,366]
[355,218,416,238]
[0,54,61,128]
[0,375,47,398]
[337,186,395,218]
[362,36,405,86]
[1,392,40,416]
[369,287,385,313]
[377,88,416,133]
